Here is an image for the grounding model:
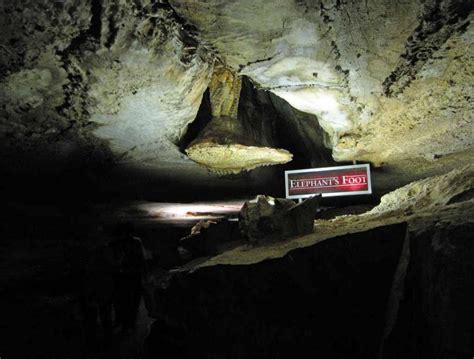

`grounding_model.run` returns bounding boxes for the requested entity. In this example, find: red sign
[285,164,372,199]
